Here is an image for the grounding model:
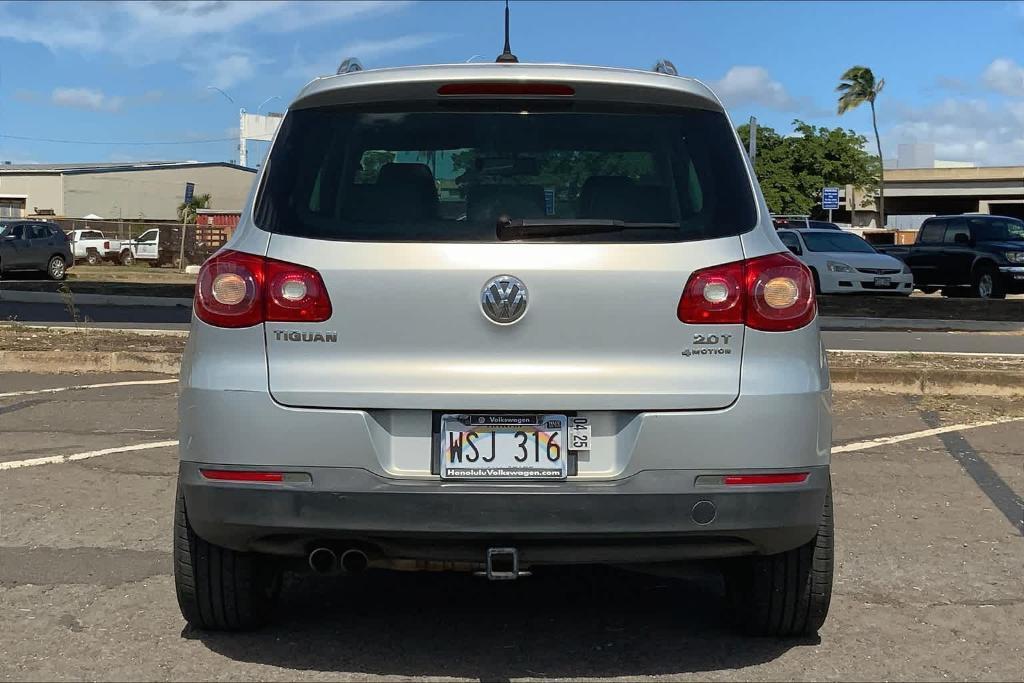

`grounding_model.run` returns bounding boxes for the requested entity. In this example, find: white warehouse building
[0,161,256,220]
